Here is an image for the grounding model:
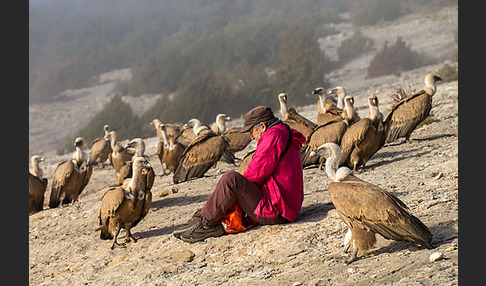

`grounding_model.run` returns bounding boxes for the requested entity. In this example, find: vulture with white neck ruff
[97,156,153,249]
[383,73,442,143]
[310,143,432,263]
[49,137,93,208]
